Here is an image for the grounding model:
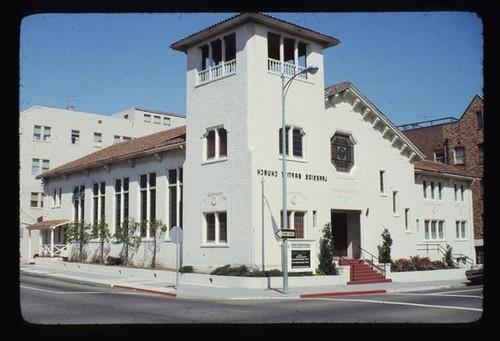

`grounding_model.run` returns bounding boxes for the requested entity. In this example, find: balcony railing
[40,244,68,257]
[267,58,308,79]
[197,59,236,85]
